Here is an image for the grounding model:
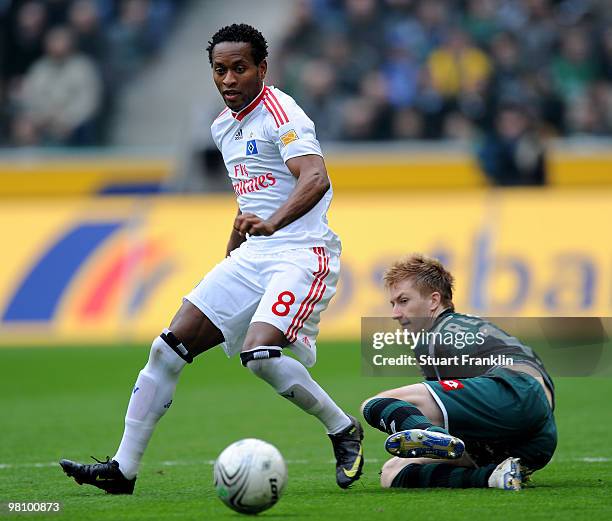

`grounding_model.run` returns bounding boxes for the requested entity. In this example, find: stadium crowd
[0,0,186,146]
[275,0,612,142]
